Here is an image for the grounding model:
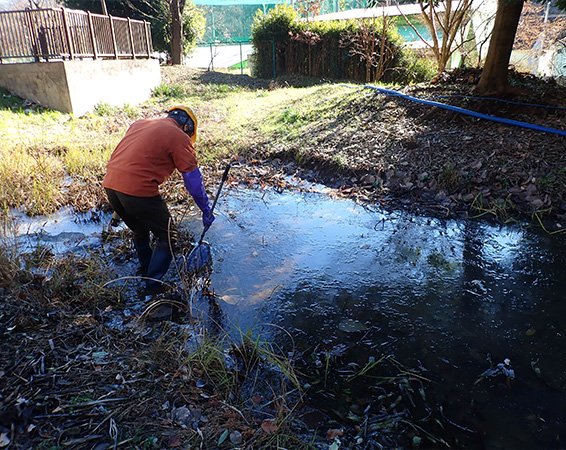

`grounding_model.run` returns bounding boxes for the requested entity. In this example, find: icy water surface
[8,187,566,448]
[190,187,566,448]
